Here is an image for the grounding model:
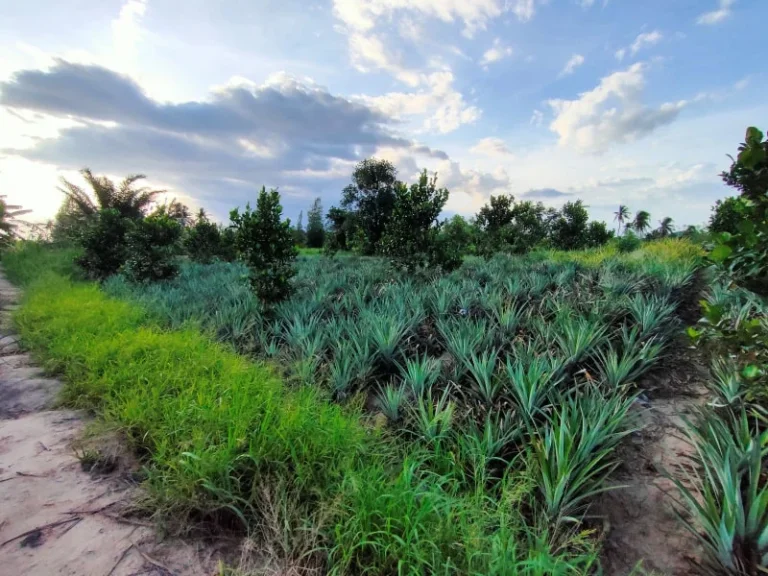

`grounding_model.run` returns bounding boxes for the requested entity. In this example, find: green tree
[439,214,474,256]
[614,205,630,235]
[476,194,515,233]
[76,209,133,280]
[292,210,306,246]
[123,210,183,283]
[709,197,750,235]
[380,171,458,270]
[475,195,548,256]
[54,169,163,241]
[657,217,675,237]
[630,210,651,235]
[0,196,31,248]
[306,198,325,248]
[325,207,355,253]
[230,187,297,303]
[184,209,228,264]
[550,200,590,250]
[340,158,398,254]
[585,221,613,248]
